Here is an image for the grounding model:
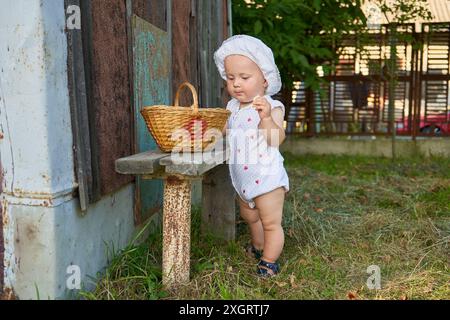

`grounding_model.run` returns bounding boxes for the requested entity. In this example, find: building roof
[364,0,450,25]
[416,0,450,23]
